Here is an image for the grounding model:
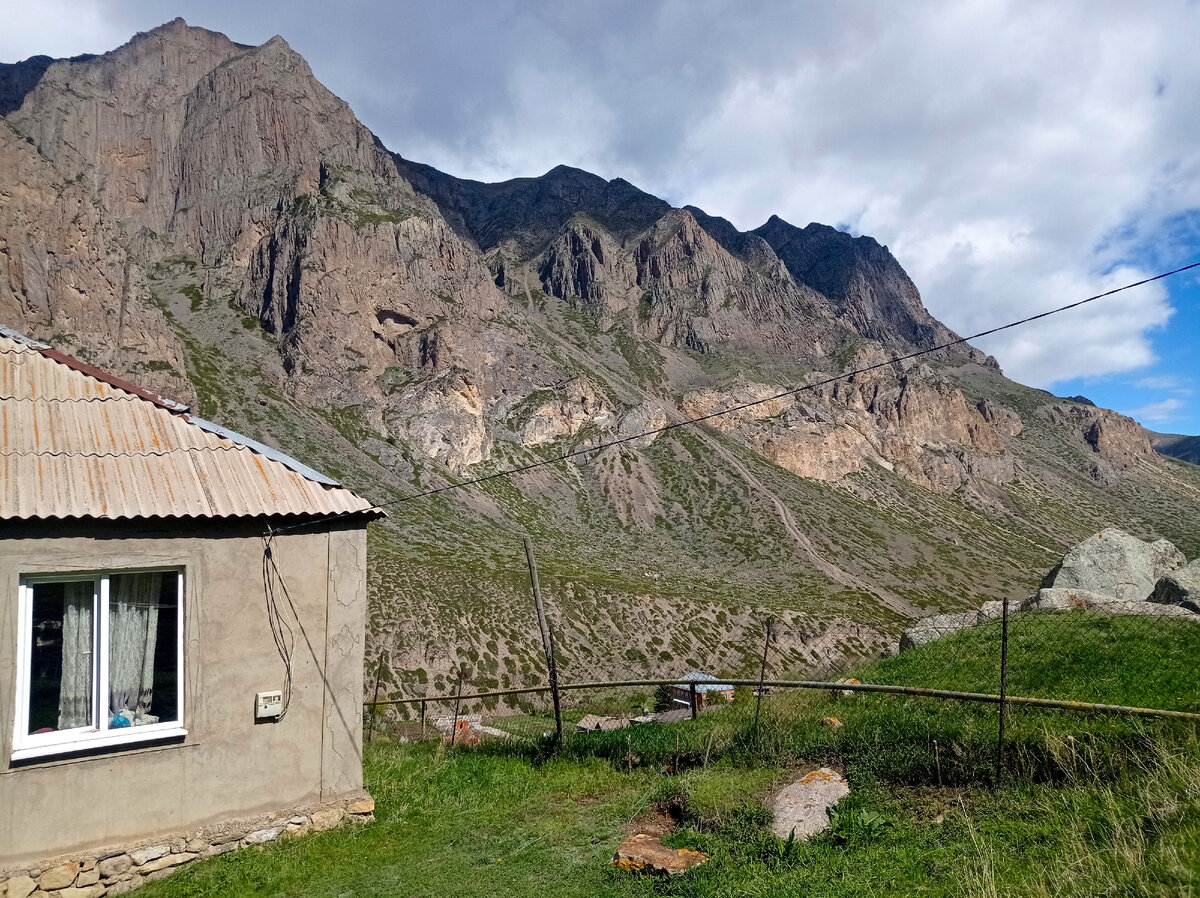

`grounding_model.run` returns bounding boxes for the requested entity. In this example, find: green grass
[138,621,1200,897]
